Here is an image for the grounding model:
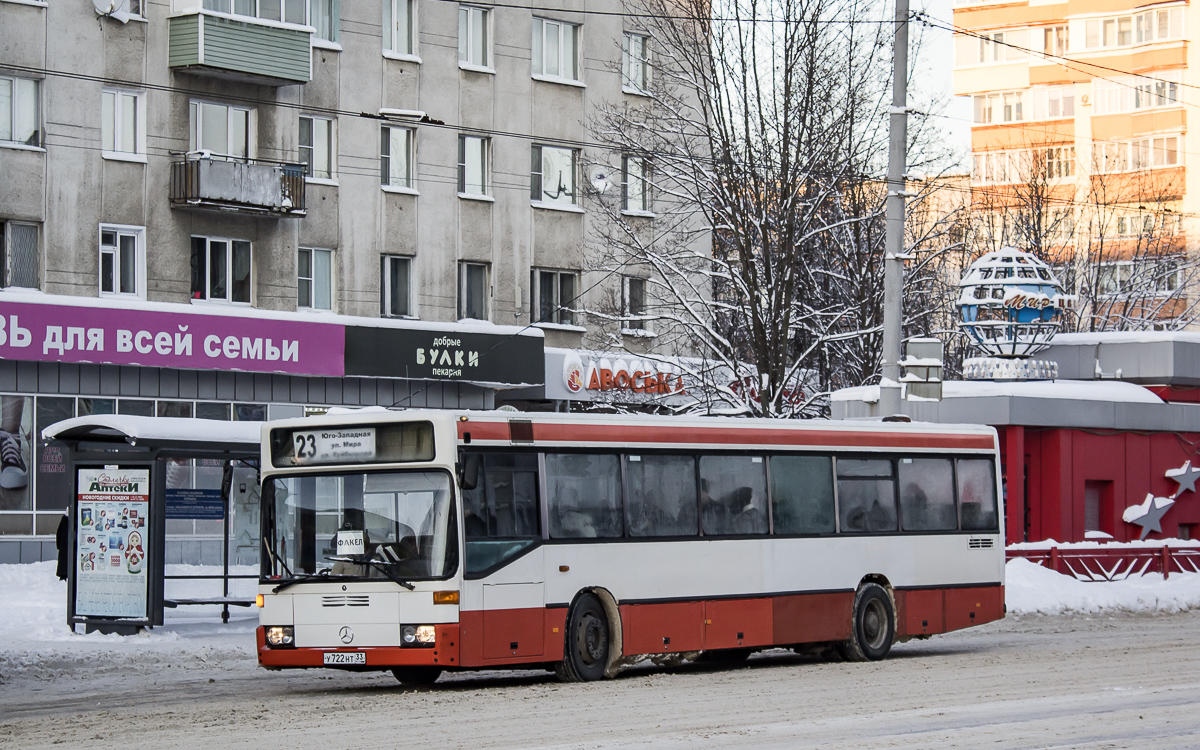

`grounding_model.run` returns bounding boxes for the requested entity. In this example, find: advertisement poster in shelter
[74,467,150,619]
